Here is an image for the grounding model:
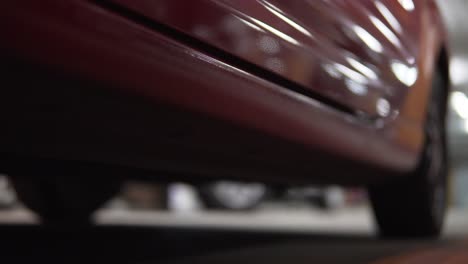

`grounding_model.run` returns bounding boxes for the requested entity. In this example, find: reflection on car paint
[398,0,415,11]
[107,0,437,125]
